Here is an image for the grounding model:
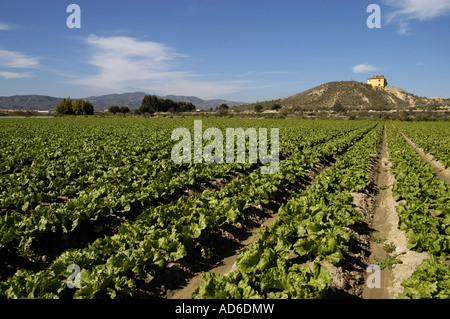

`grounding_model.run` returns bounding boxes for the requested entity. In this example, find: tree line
[55,98,94,115]
[55,95,196,116]
[108,106,131,114]
[136,95,195,114]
